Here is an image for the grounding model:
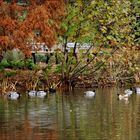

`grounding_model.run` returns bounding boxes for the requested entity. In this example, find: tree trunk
[63,36,69,63]
[64,36,68,55]
[45,53,50,64]
[0,55,3,63]
[73,42,78,62]
[32,53,36,64]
